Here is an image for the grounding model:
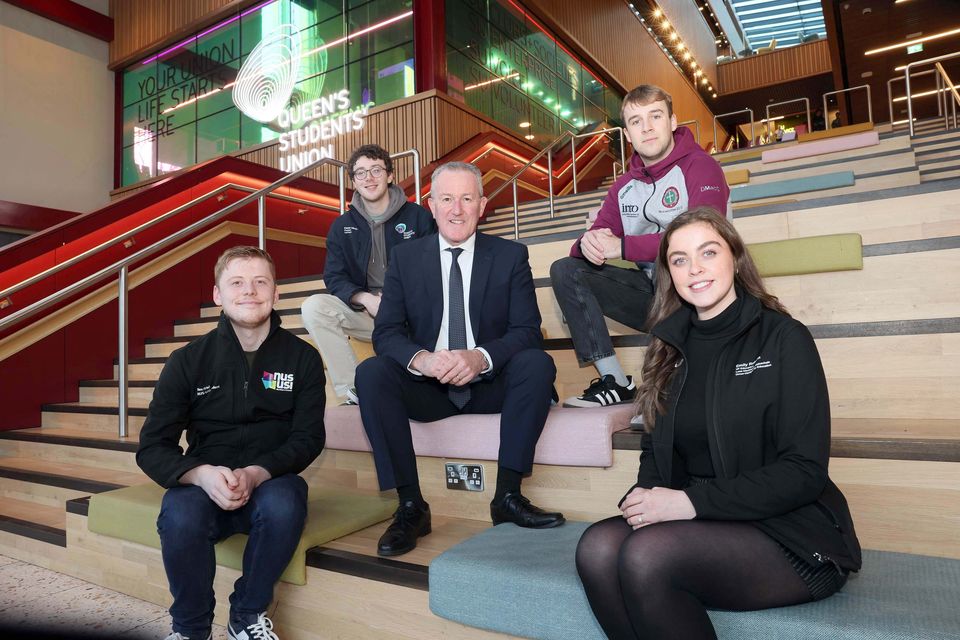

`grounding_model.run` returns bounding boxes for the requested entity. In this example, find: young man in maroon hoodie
[551,85,730,409]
